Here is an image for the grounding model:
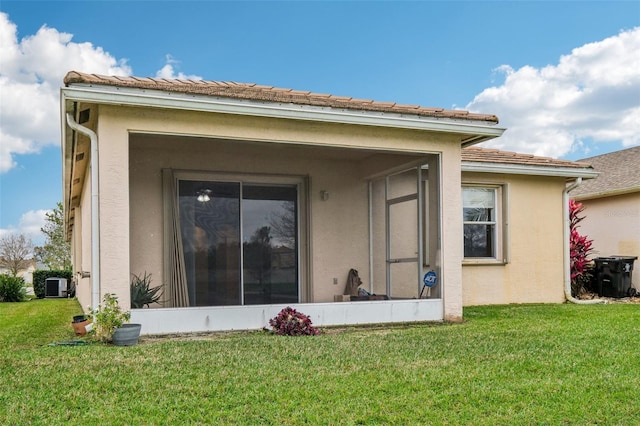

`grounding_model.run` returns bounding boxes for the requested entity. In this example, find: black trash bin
[593,256,637,298]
